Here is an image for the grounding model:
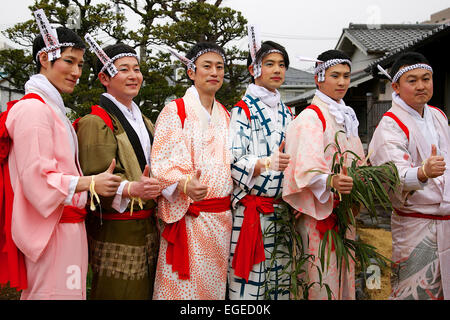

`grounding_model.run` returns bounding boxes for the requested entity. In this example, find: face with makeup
[392,67,433,111]
[250,52,286,92]
[39,47,84,94]
[98,56,143,107]
[187,52,225,96]
[315,63,351,102]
